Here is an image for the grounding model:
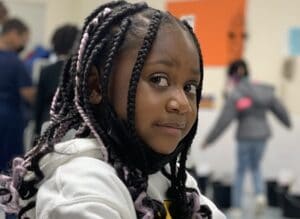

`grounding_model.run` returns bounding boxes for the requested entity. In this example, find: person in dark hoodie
[202,59,292,217]
[34,24,79,136]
